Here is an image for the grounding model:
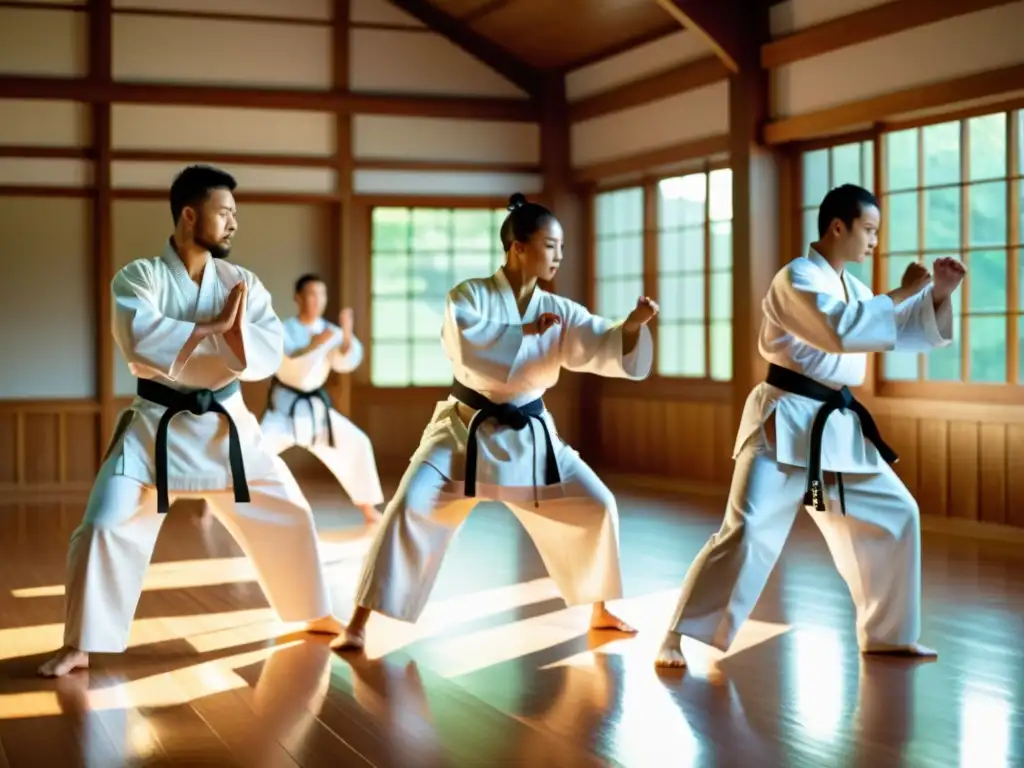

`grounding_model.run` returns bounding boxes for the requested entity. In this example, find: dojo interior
[1,0,1022,765]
